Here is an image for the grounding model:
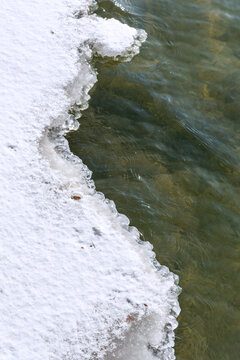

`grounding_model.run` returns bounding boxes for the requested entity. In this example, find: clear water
[67,0,240,358]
